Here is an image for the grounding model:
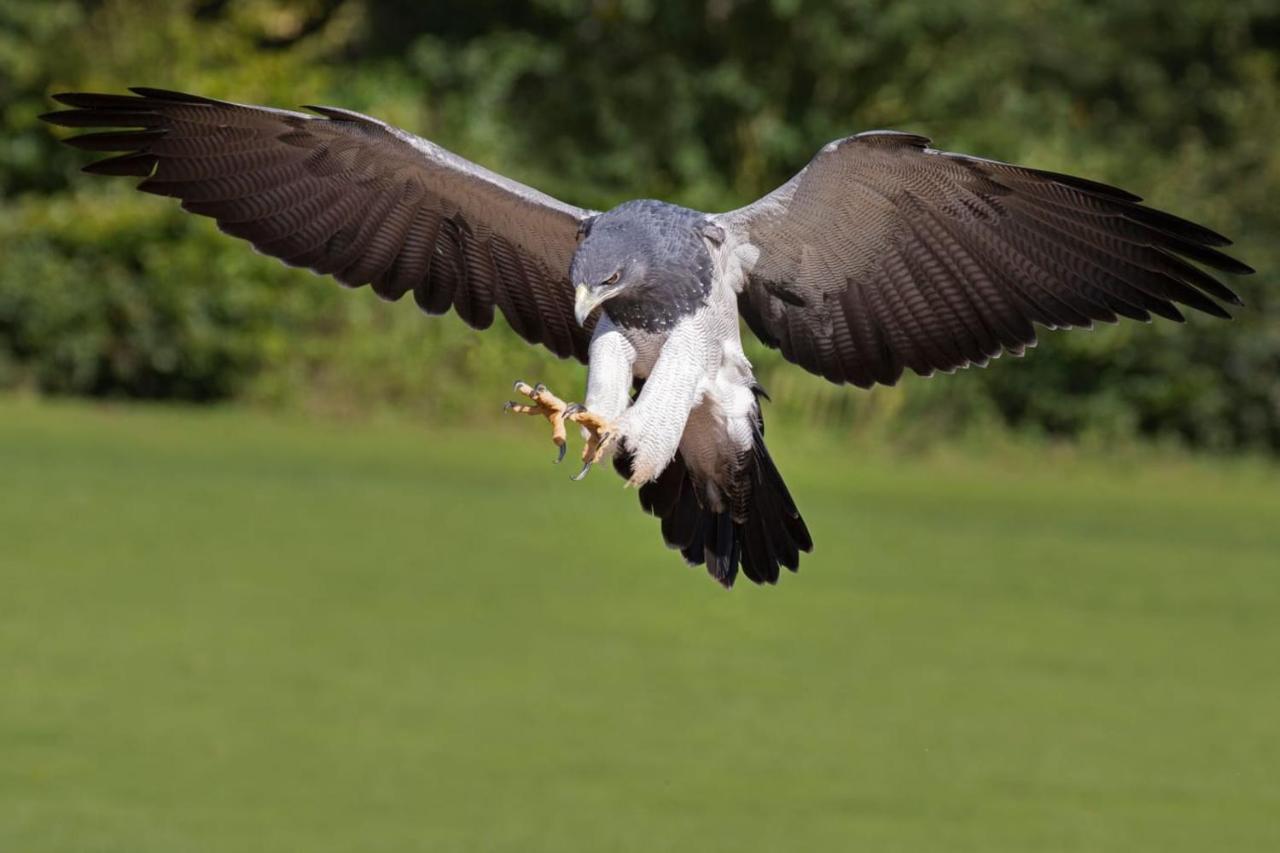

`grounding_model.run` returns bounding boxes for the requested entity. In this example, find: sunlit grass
[2,397,1278,852]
